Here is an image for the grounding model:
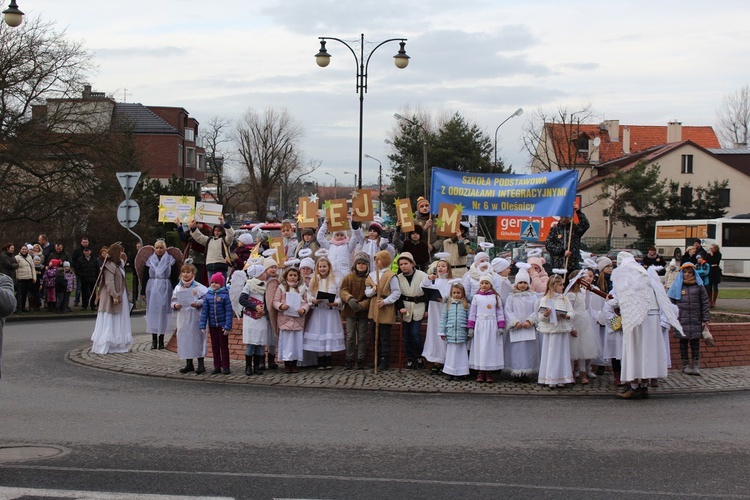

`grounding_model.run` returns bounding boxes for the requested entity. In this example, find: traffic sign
[116,172,142,199]
[117,199,140,229]
[520,220,540,241]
